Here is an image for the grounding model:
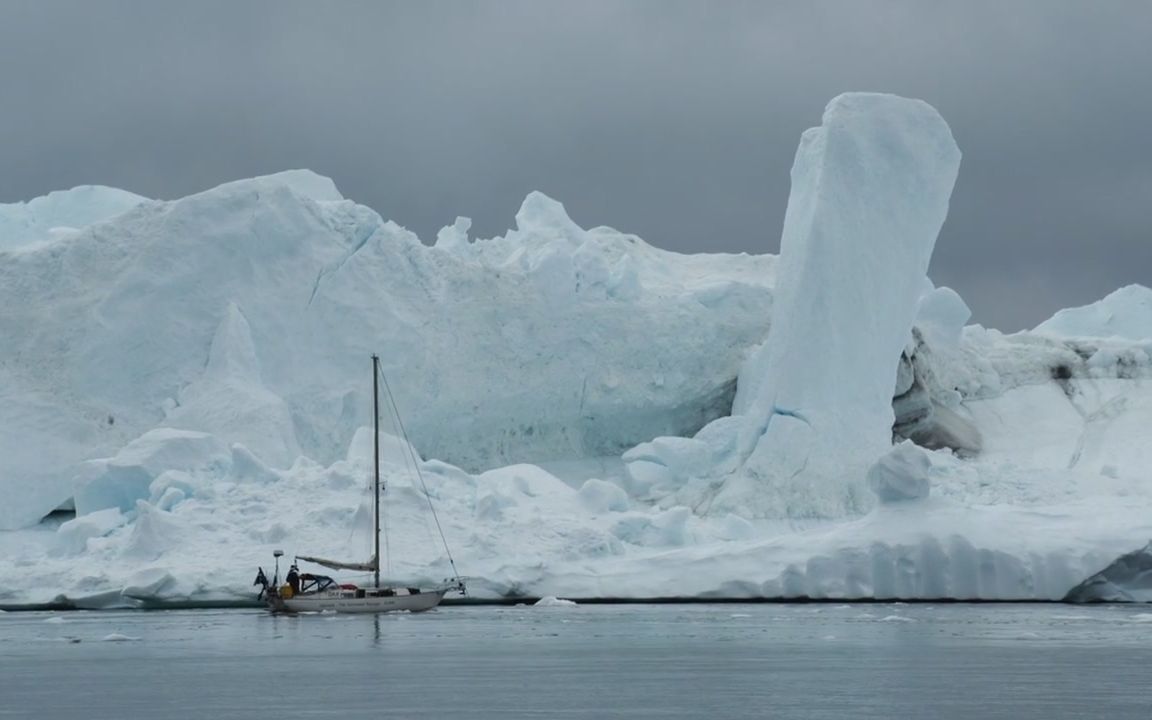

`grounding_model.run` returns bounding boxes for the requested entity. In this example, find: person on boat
[253,567,269,599]
[286,564,300,595]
